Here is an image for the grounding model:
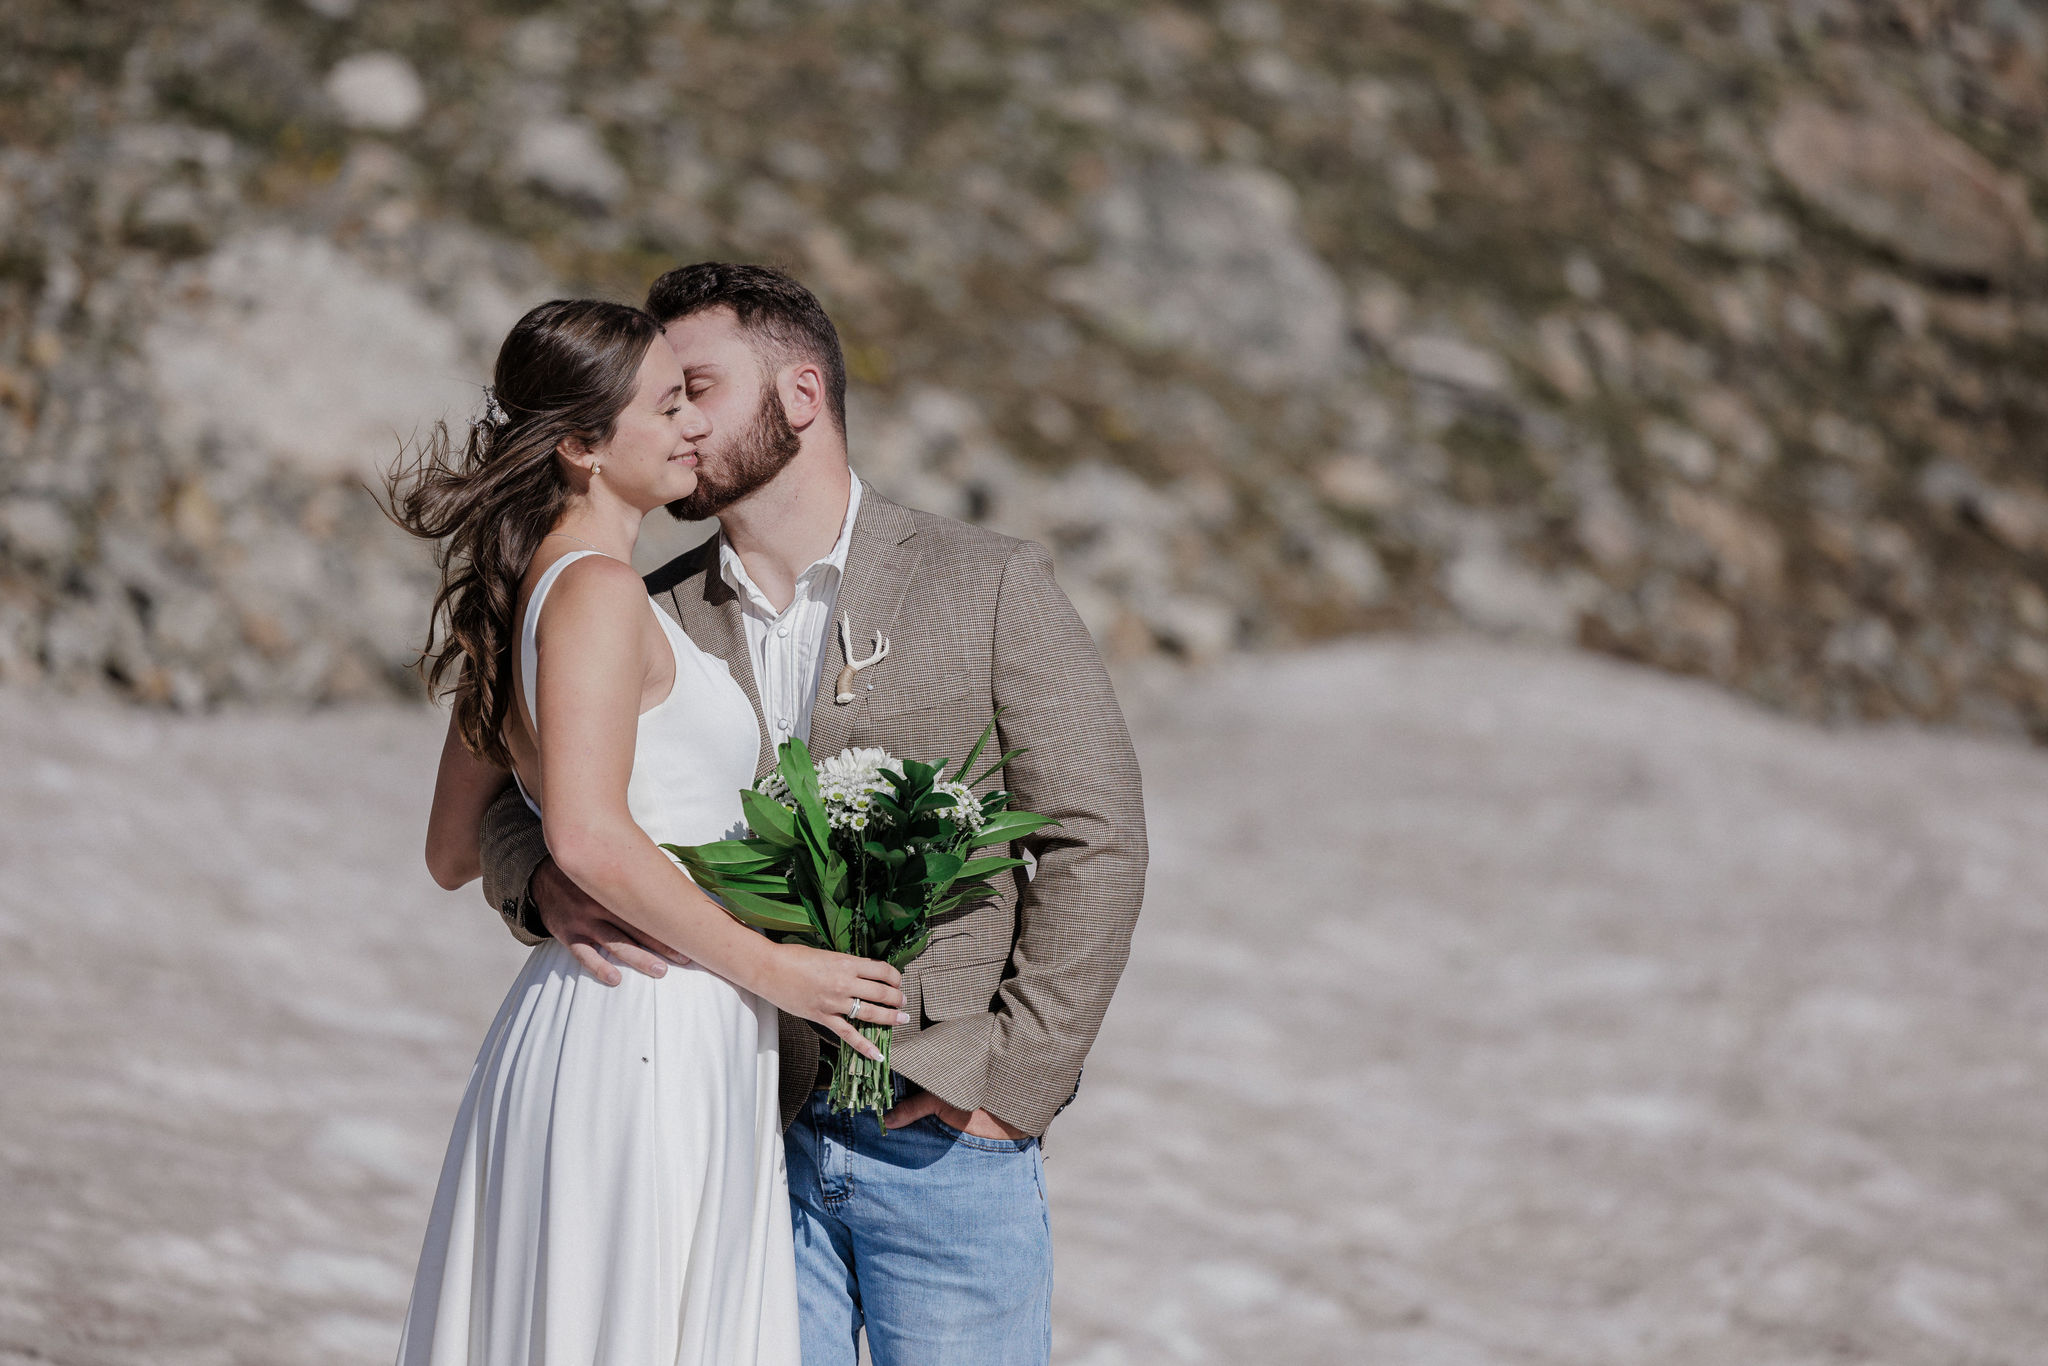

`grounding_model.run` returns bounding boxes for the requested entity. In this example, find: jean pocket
[924,1115,1035,1153]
